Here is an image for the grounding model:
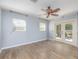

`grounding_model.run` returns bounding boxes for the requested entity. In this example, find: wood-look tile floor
[0,40,78,59]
